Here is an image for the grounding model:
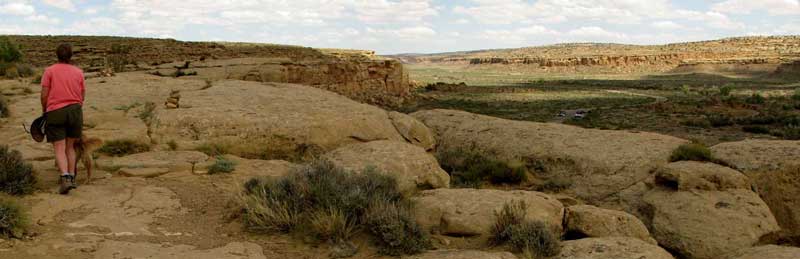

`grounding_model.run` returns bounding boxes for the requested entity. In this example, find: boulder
[97,151,209,172]
[152,81,412,160]
[725,245,800,259]
[642,188,780,259]
[388,111,436,151]
[711,140,800,241]
[553,237,673,259]
[324,140,449,195]
[411,109,688,202]
[711,140,800,172]
[565,205,656,244]
[653,161,751,191]
[411,188,563,236]
[401,250,517,259]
